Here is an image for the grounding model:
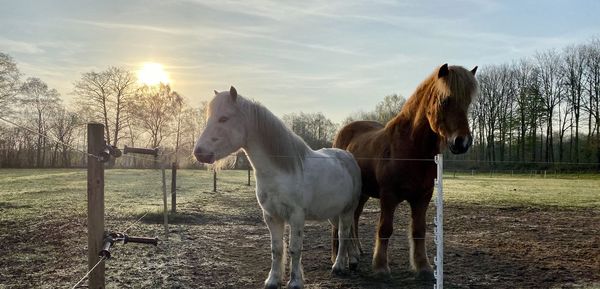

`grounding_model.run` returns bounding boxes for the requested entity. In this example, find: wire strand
[0,116,101,161]
[70,256,106,289]
[122,212,150,234]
